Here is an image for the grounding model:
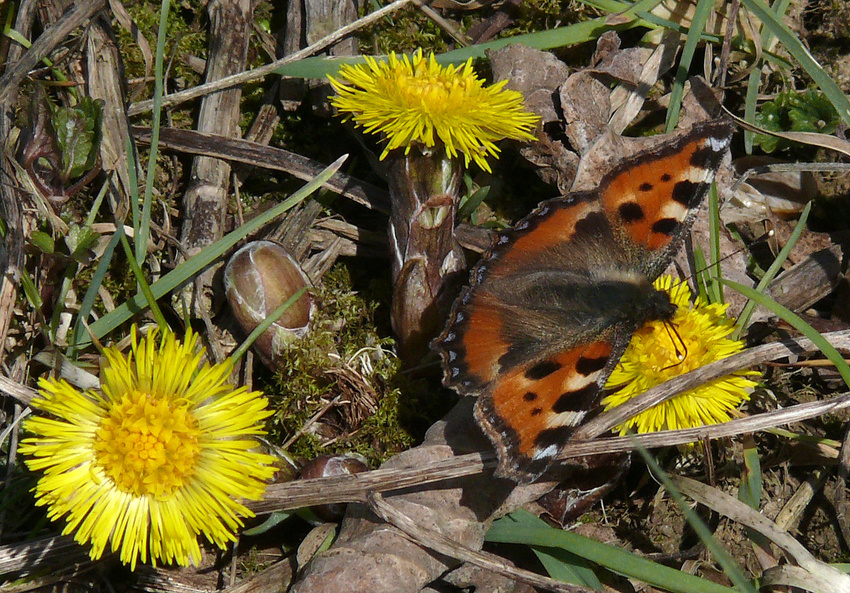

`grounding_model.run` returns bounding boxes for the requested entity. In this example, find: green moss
[116,1,207,94]
[267,264,414,467]
[500,0,601,39]
[96,254,138,318]
[358,6,451,55]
